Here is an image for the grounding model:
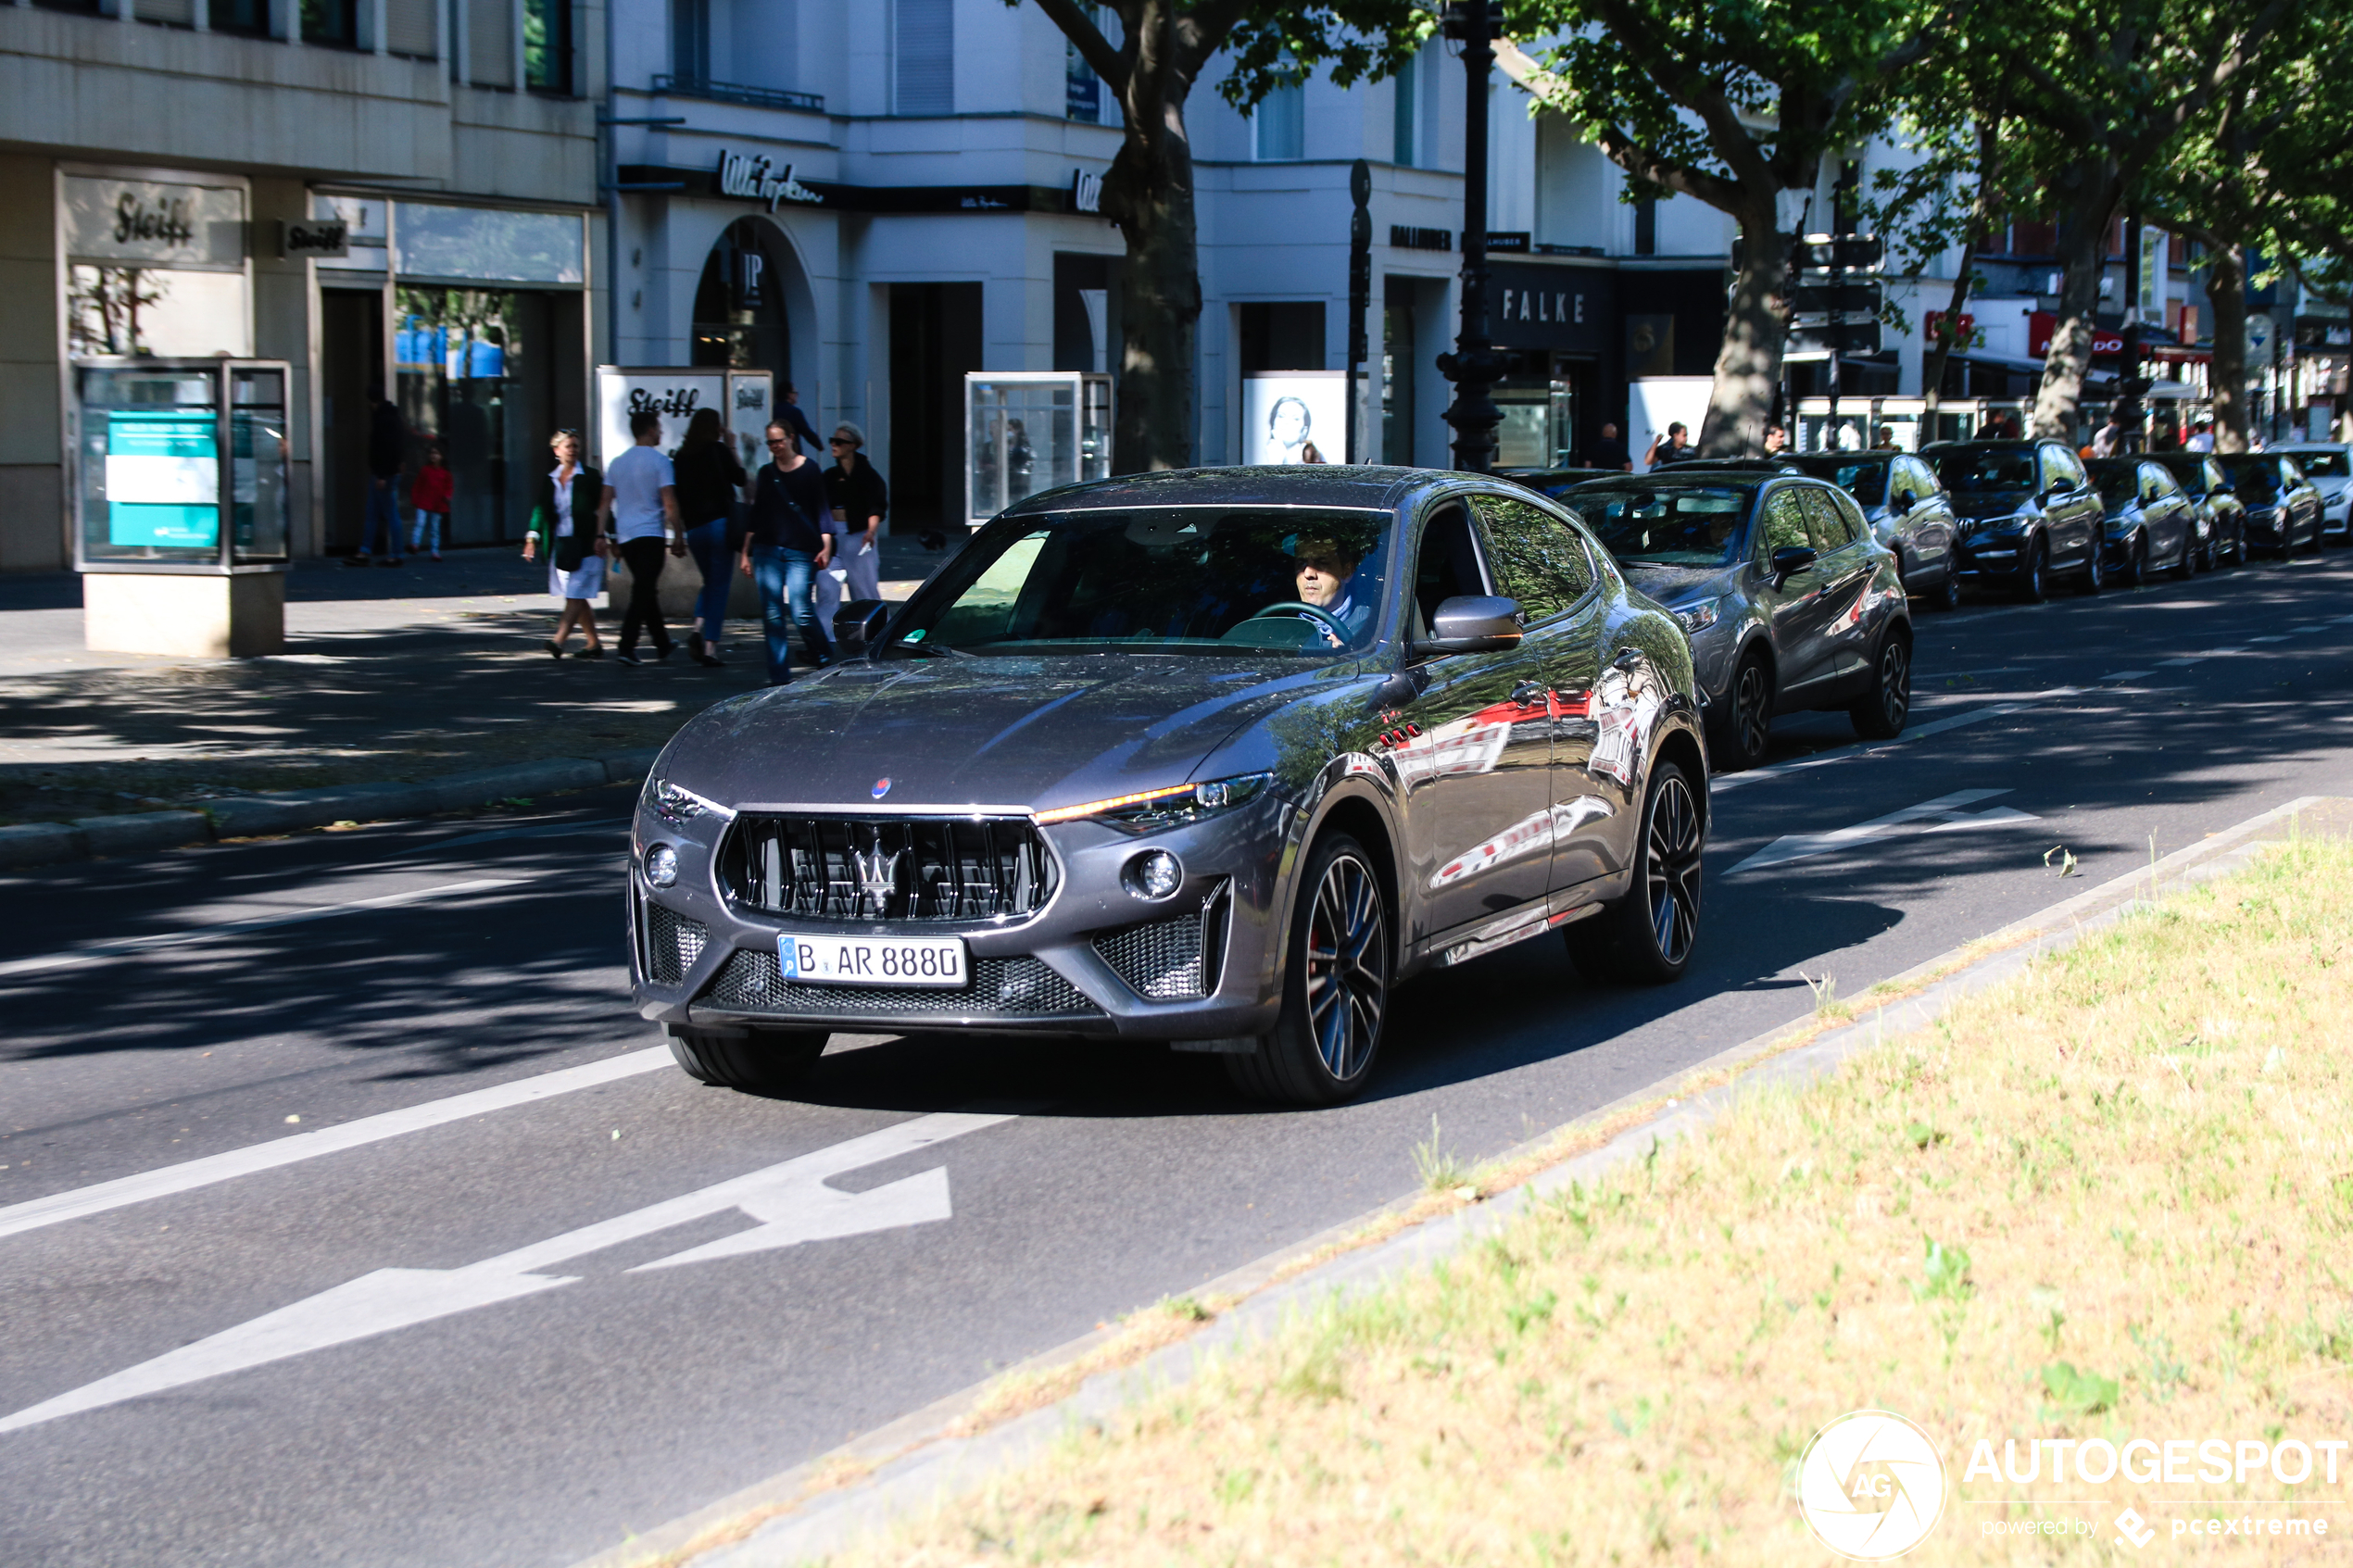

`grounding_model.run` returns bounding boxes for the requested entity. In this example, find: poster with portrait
[1243,371,1348,466]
